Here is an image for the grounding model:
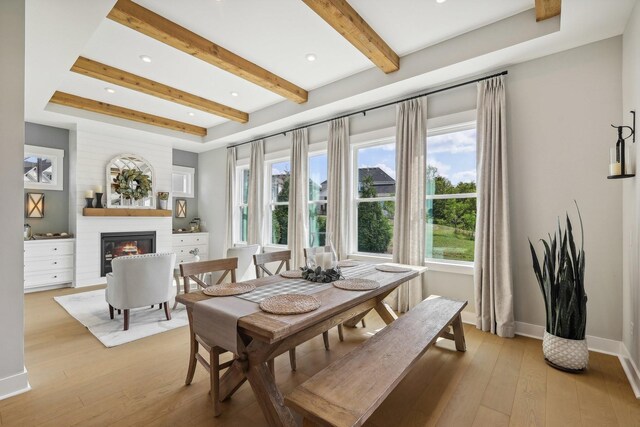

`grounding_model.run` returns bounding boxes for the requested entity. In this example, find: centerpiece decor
[301,266,343,283]
[302,232,343,283]
[529,204,588,372]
